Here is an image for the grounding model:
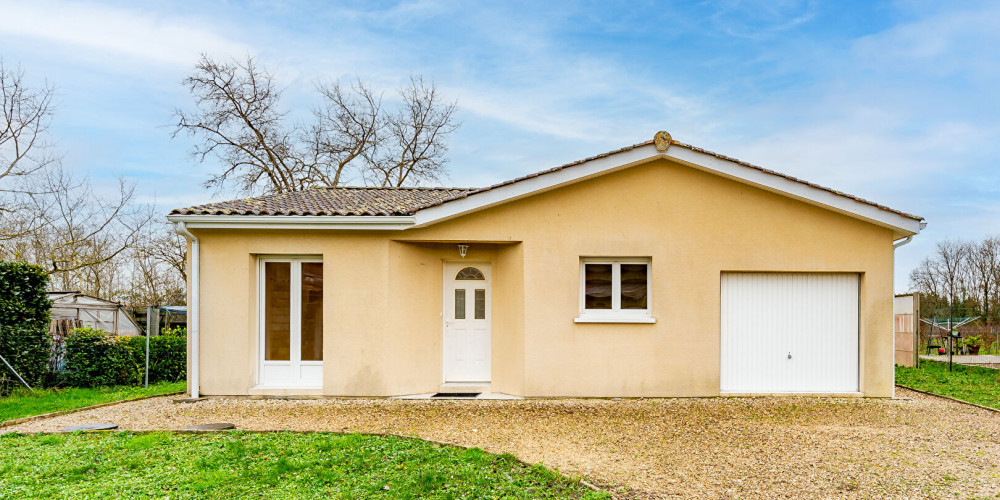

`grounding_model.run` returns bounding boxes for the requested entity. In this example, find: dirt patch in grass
[5,389,1000,498]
